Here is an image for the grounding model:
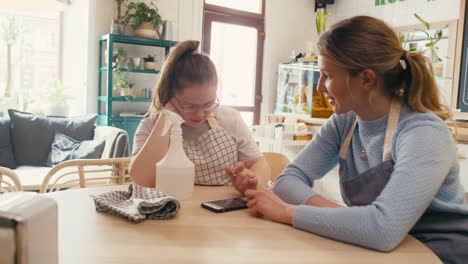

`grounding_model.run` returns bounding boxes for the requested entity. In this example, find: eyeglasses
[173,96,220,113]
